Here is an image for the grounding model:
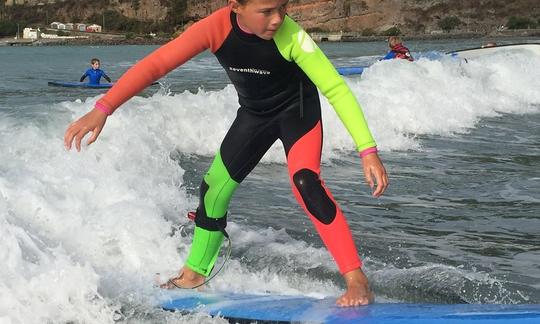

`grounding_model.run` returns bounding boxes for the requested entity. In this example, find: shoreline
[2,29,539,47]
